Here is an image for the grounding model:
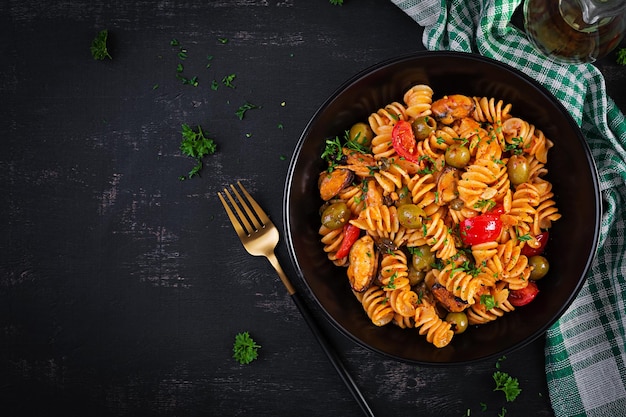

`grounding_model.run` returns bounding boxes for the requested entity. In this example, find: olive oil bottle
[524,0,625,63]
